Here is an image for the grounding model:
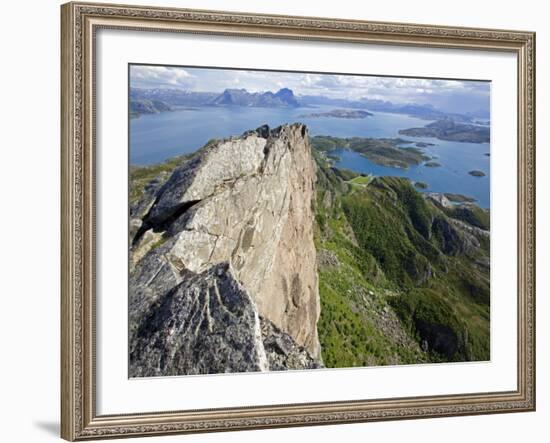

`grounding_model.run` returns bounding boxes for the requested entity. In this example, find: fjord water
[130,105,490,207]
[334,142,490,208]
